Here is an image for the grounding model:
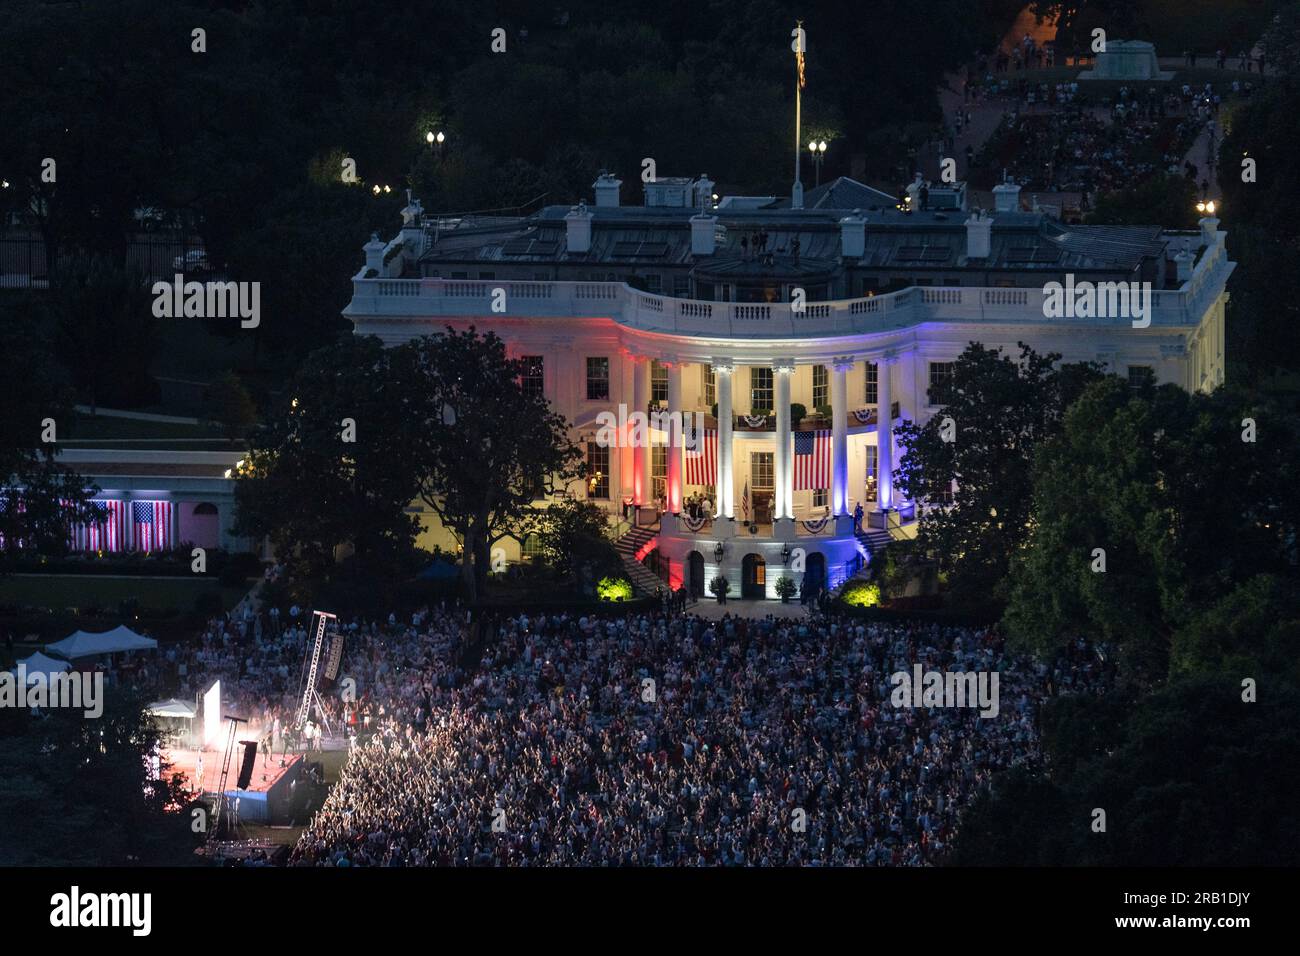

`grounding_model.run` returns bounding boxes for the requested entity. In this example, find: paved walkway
[687,598,813,620]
